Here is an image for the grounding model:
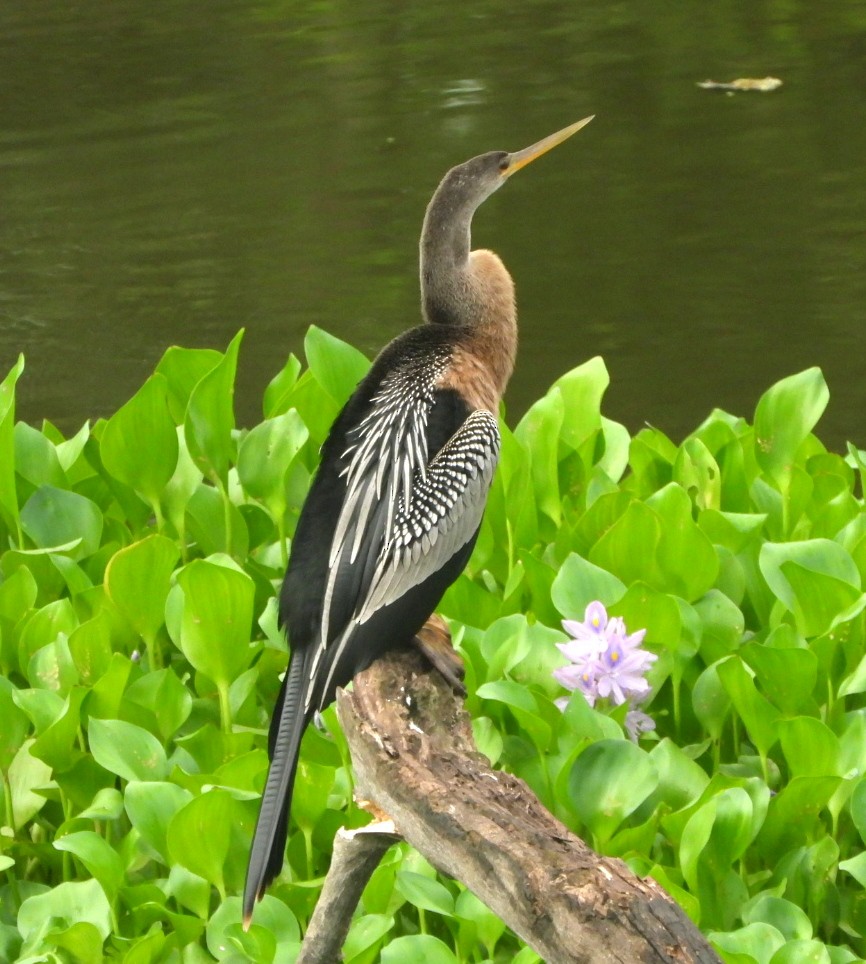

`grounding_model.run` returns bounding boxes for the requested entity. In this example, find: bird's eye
[498,157,509,172]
